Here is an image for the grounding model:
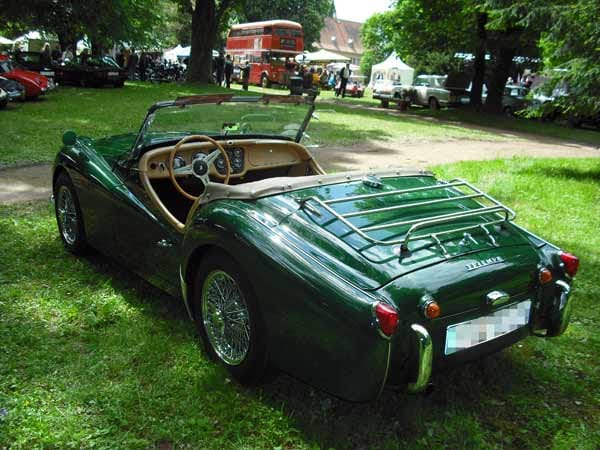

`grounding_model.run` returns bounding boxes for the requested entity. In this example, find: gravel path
[1,134,598,204]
